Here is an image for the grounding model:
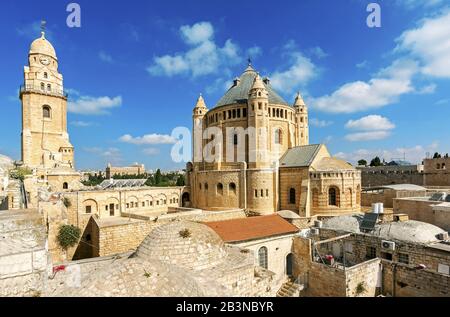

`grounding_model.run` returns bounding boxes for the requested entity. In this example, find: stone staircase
[276,279,304,297]
[6,180,23,209]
